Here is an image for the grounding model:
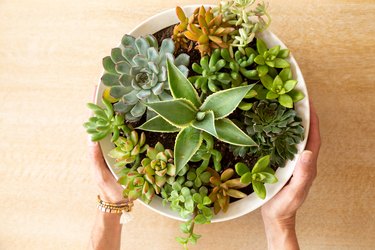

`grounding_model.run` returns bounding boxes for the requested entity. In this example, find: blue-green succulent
[101,34,190,121]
